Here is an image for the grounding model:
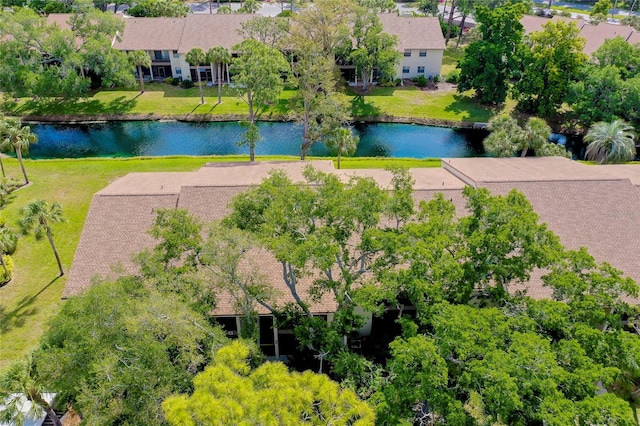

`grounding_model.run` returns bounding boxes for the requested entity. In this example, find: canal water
[28,121,488,159]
